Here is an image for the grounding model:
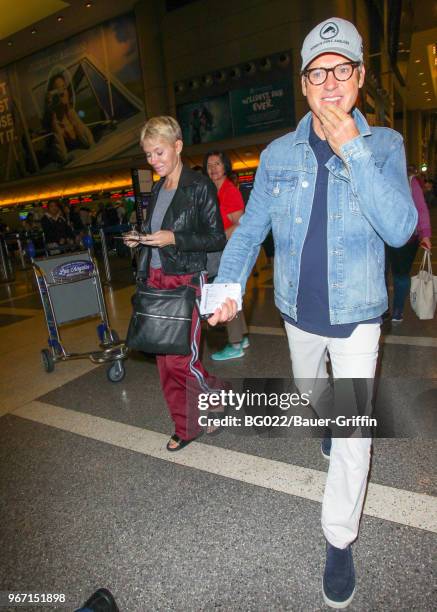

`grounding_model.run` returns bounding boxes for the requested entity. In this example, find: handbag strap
[419,249,432,274]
